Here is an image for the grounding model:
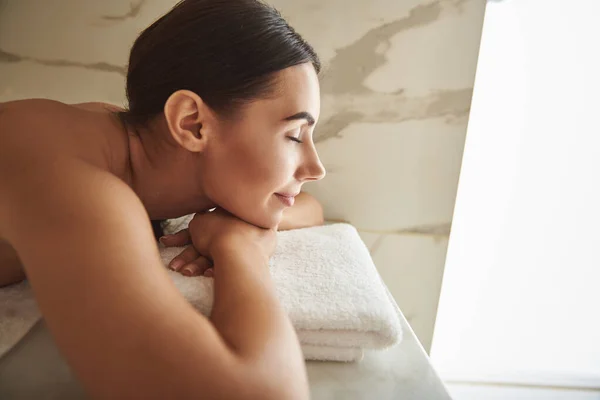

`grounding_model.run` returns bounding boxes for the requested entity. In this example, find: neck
[121,116,215,220]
